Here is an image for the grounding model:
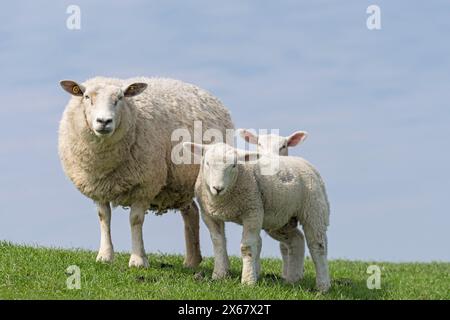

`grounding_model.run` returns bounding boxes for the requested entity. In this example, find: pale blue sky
[0,1,449,262]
